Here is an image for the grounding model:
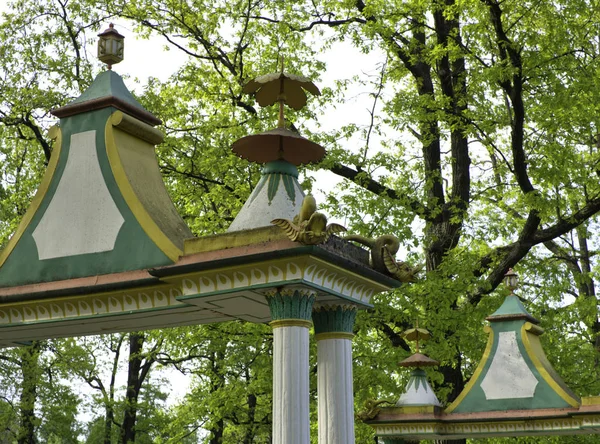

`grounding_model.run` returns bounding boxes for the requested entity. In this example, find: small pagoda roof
[52,70,160,126]
[364,291,591,441]
[486,294,539,323]
[228,160,305,232]
[0,43,402,347]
